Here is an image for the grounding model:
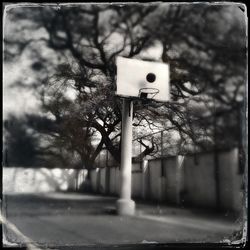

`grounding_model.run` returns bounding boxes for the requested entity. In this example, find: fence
[90,148,244,212]
[3,168,87,193]
[3,148,244,212]
[94,128,222,168]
